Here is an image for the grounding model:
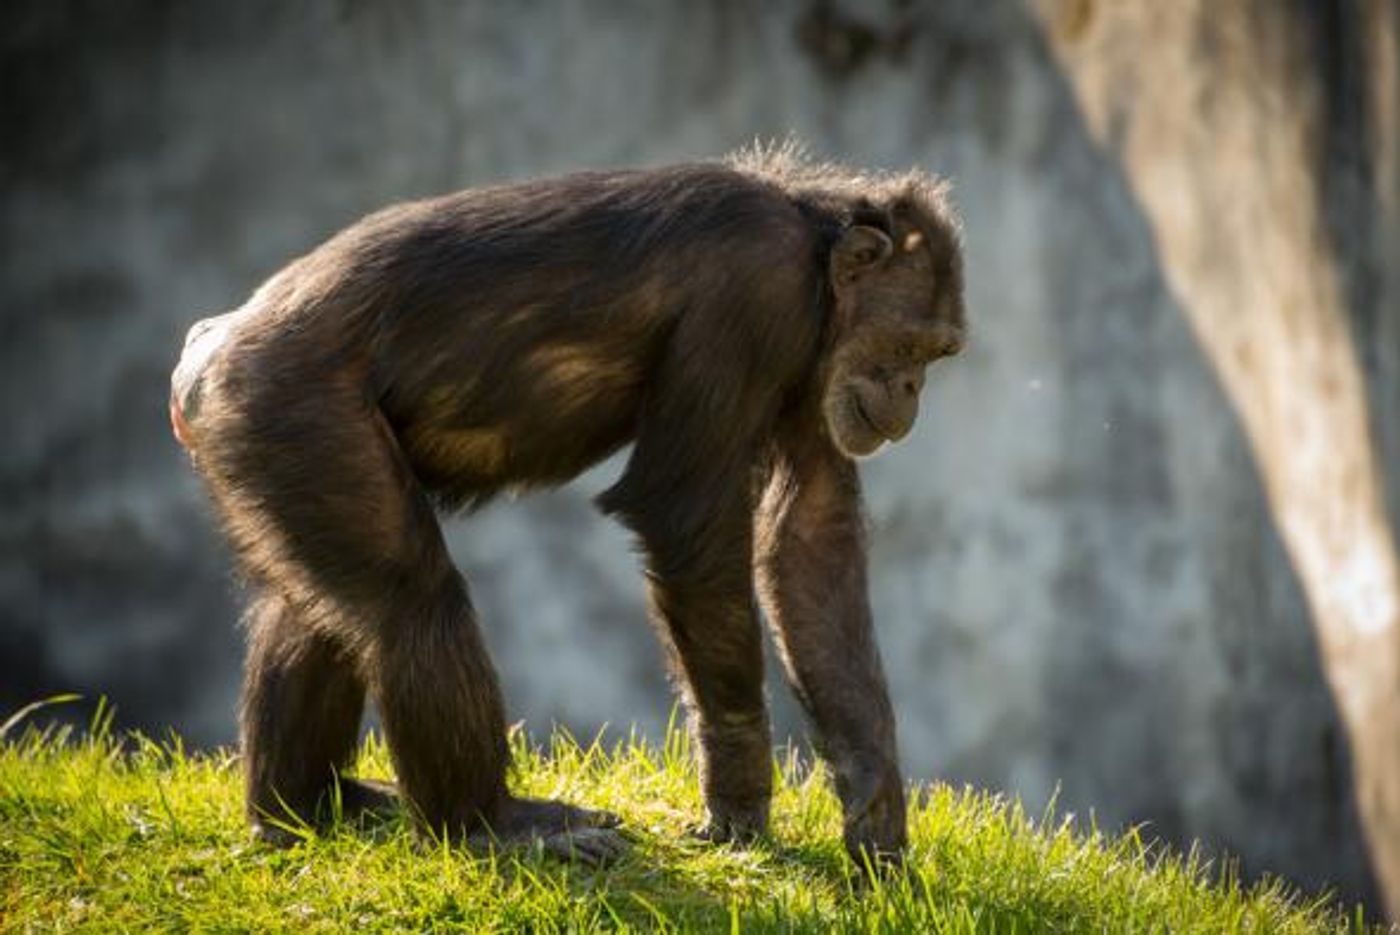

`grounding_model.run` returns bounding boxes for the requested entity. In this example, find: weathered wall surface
[2,0,1391,908]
